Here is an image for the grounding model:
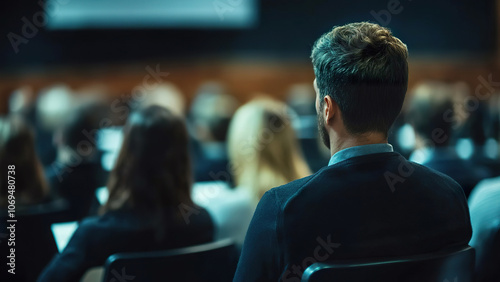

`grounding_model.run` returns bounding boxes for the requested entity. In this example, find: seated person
[189,82,238,184]
[465,101,500,177]
[0,115,60,282]
[234,22,472,281]
[406,81,491,197]
[193,97,311,247]
[46,102,109,221]
[468,177,500,282]
[38,106,214,281]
